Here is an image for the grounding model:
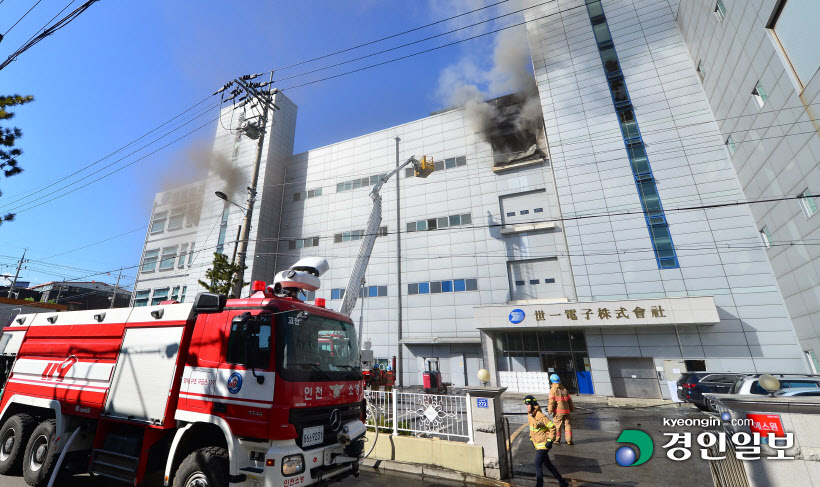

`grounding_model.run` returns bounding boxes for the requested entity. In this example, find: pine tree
[197,253,248,298]
[1,94,34,226]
